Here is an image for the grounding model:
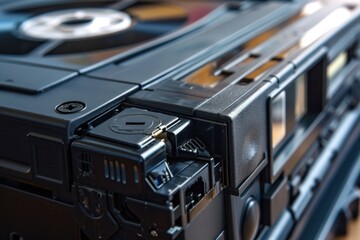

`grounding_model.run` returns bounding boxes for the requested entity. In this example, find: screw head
[56,101,85,114]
